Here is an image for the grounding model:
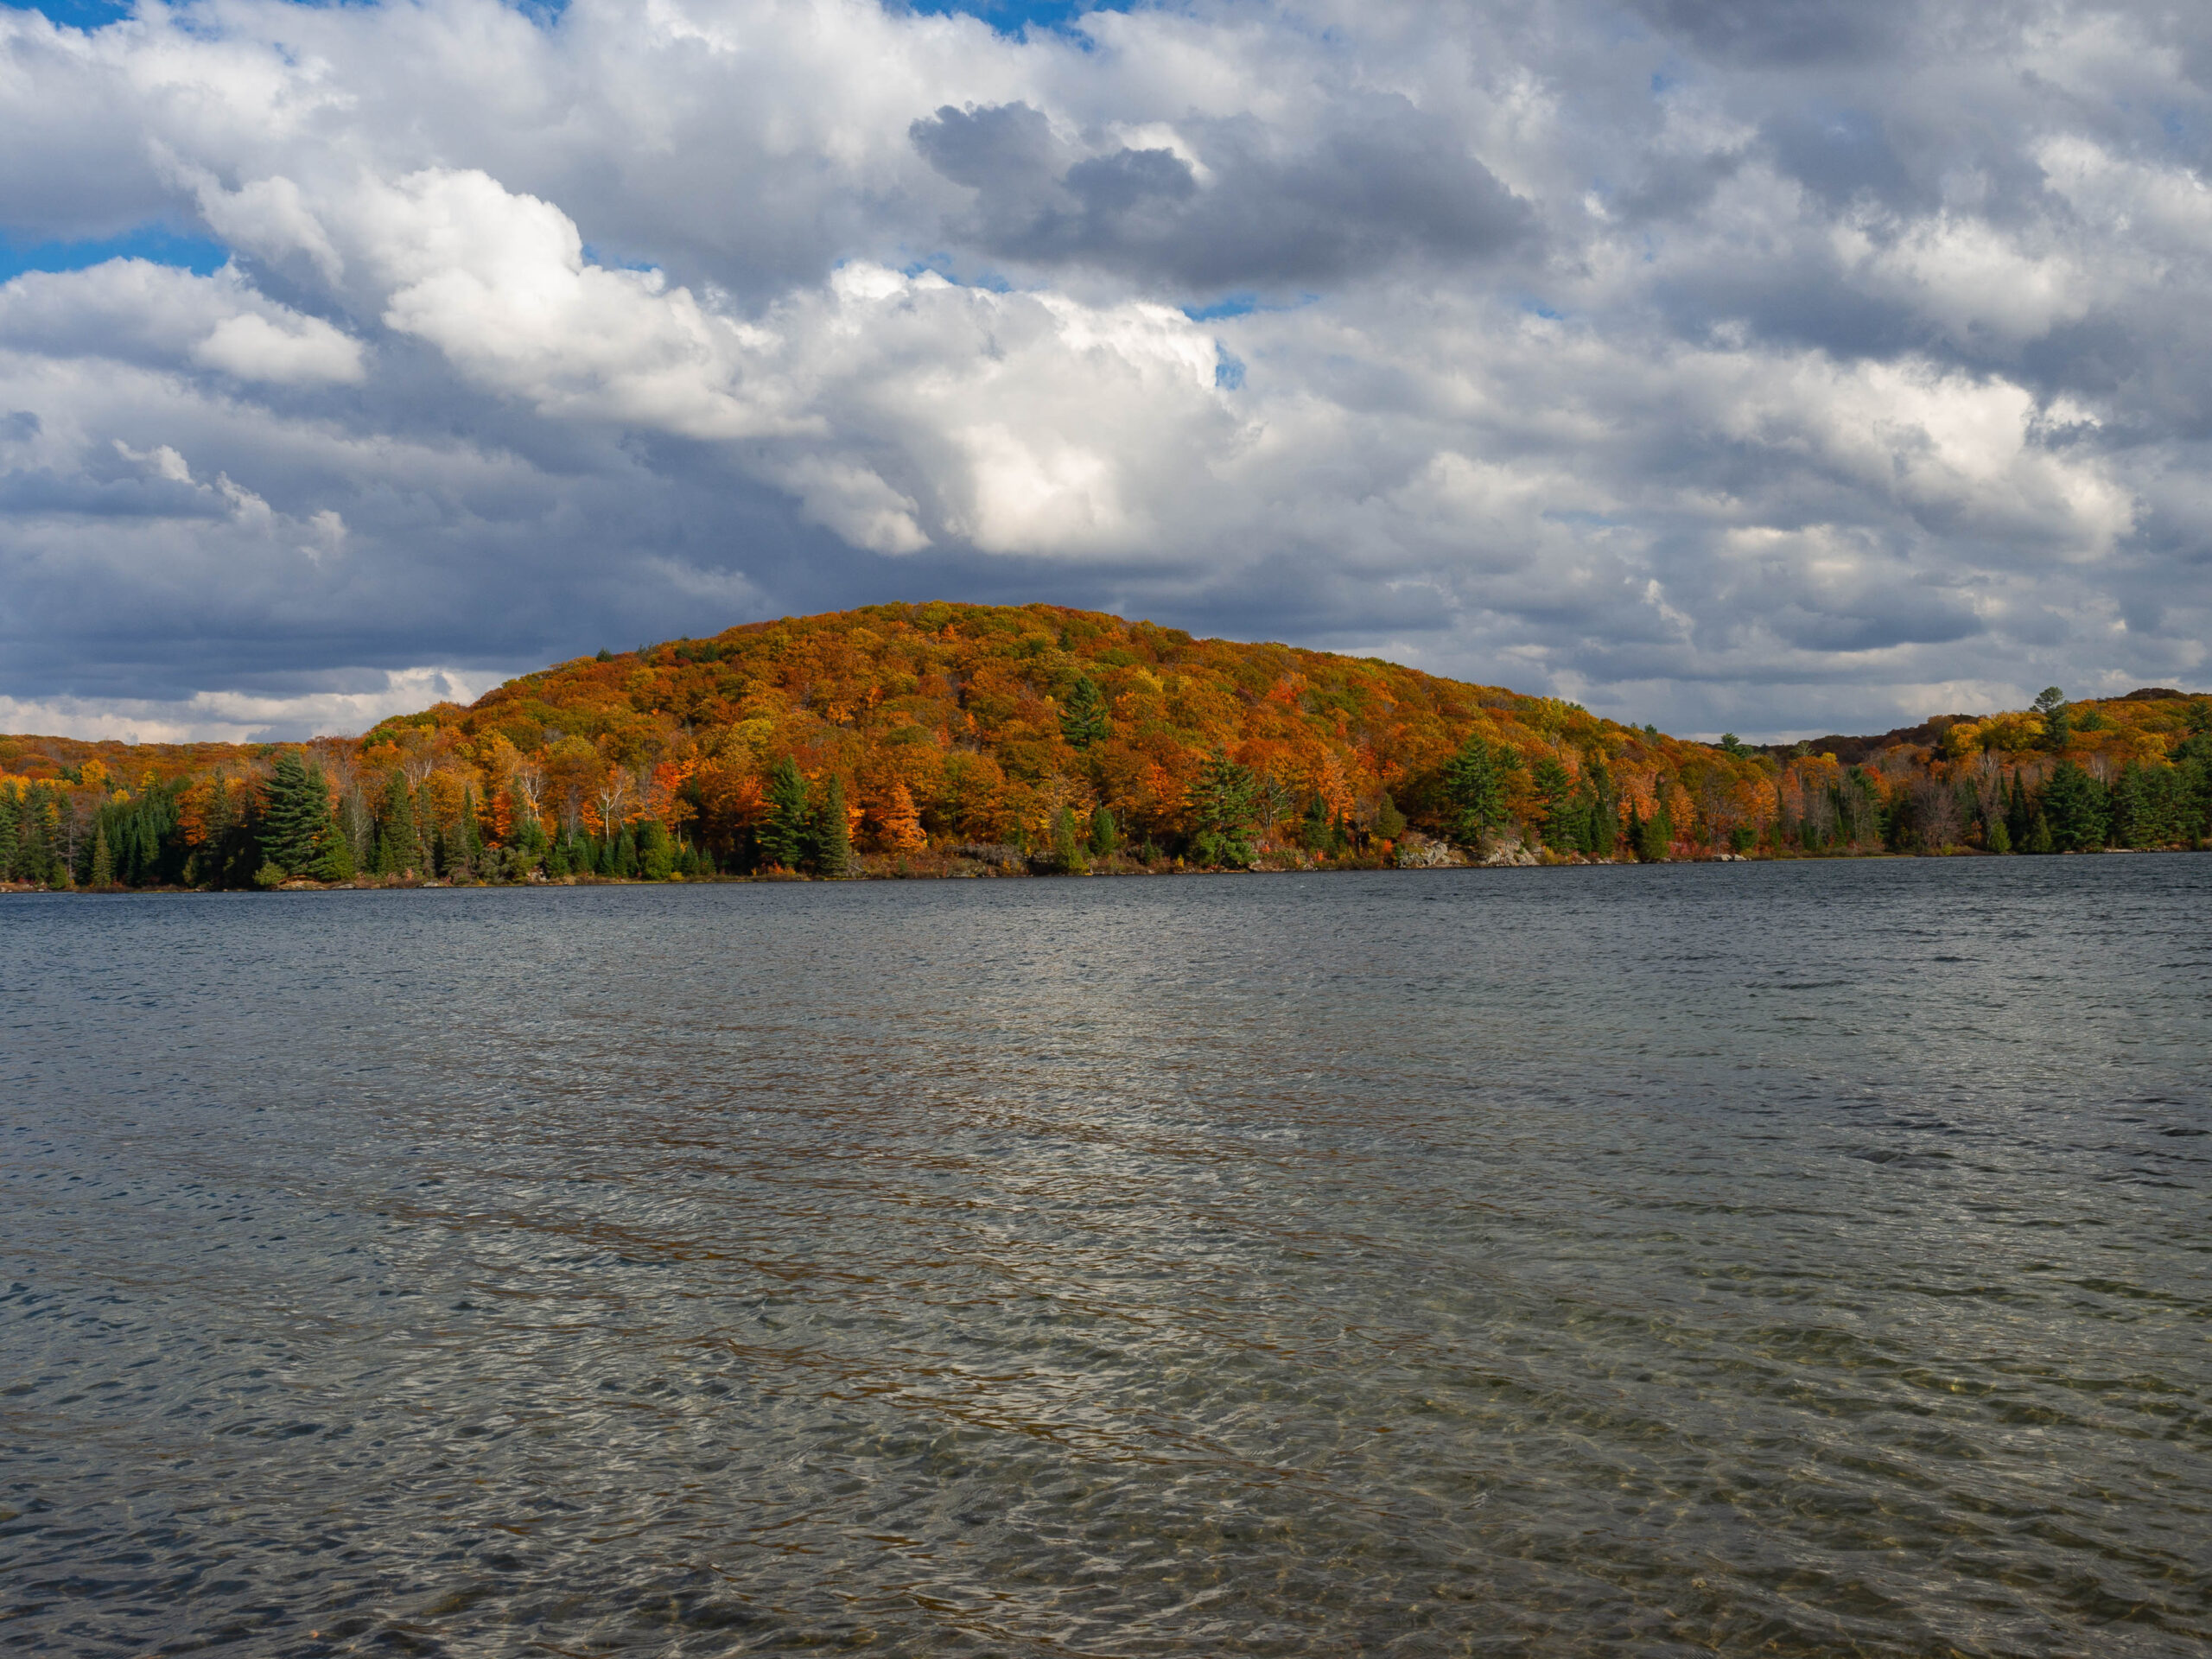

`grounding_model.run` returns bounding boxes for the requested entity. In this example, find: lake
[3,858,2208,1656]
